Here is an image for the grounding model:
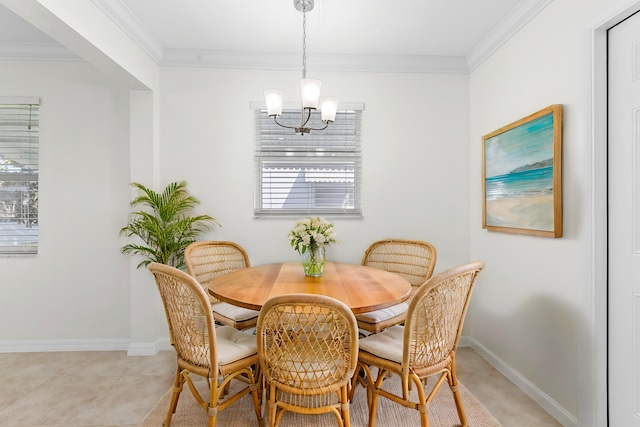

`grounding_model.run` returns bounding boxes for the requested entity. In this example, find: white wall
[6,0,638,425]
[158,67,471,268]
[468,3,581,421]
[468,0,638,426]
[0,61,472,347]
[0,61,133,348]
